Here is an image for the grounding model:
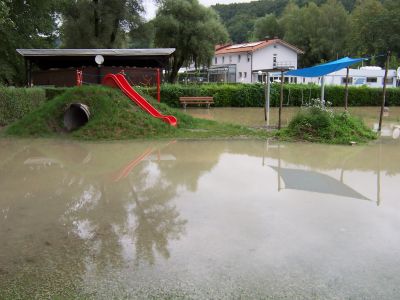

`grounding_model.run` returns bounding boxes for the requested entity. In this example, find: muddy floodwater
[183,106,400,129]
[1,138,400,299]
